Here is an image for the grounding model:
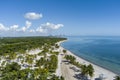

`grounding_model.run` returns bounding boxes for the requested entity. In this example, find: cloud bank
[0,12,63,36]
[0,22,63,33]
[36,22,63,33]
